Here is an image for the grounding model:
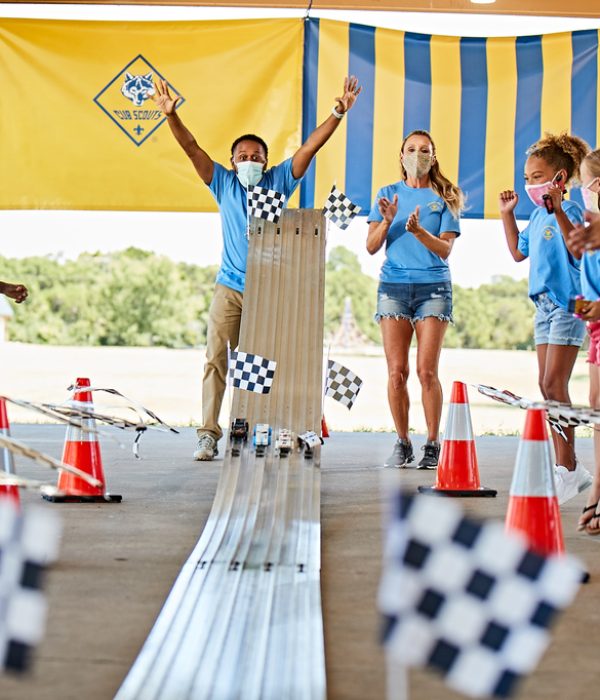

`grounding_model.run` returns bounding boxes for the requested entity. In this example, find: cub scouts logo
[543,227,554,240]
[428,201,442,212]
[94,55,184,146]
